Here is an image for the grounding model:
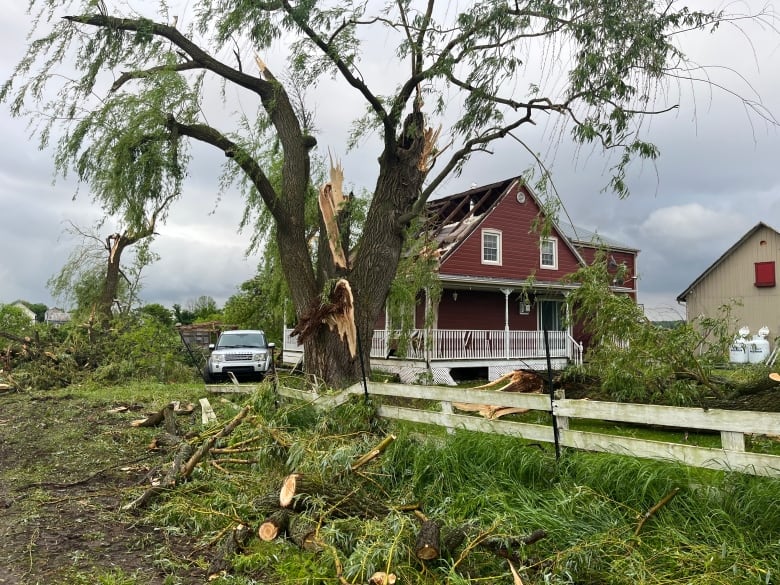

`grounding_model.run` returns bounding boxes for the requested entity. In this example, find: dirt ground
[0,390,204,585]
